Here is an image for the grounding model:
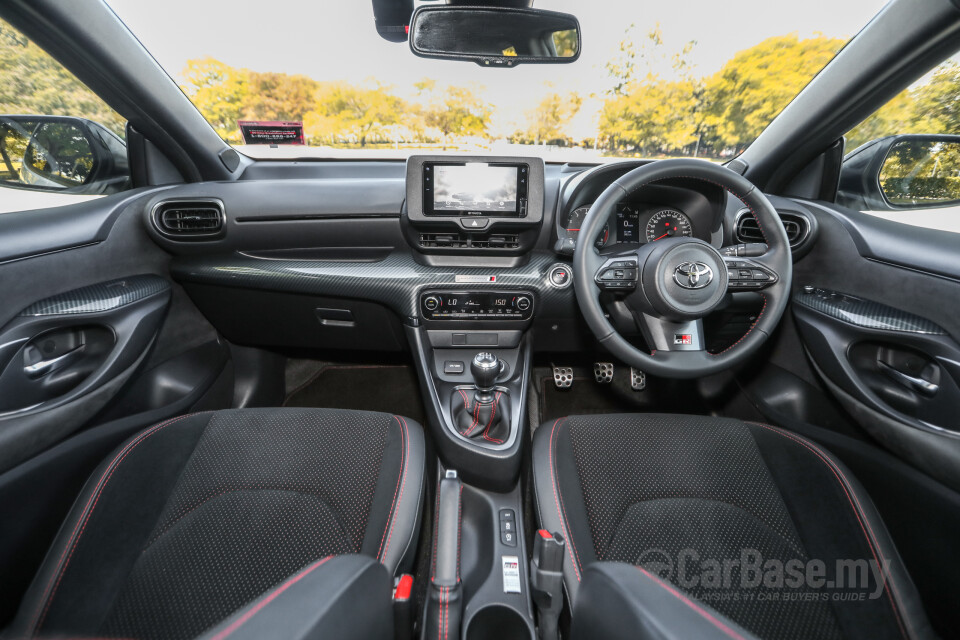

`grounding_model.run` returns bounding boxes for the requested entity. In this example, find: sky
[105,0,891,139]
